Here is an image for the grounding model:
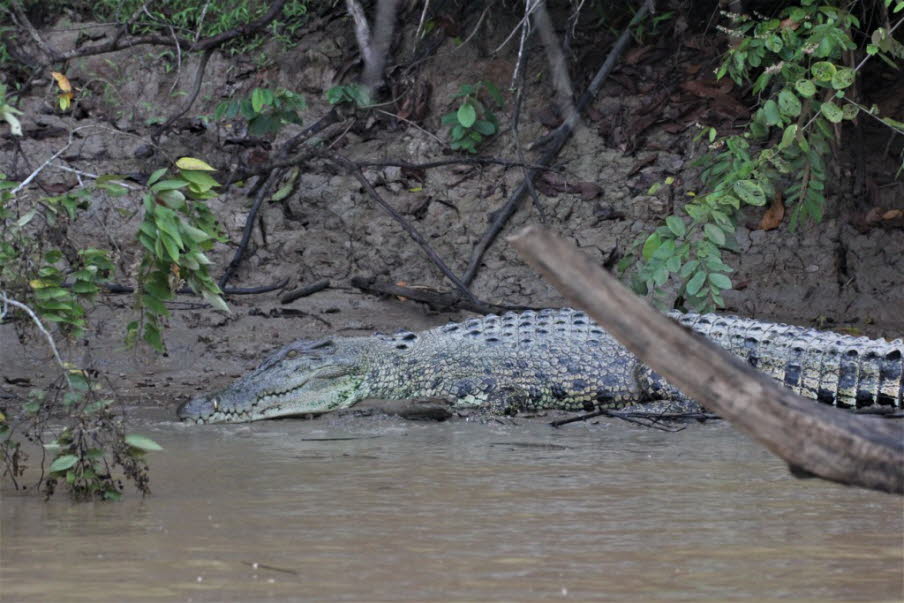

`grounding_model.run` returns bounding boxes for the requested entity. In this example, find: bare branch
[532,1,577,128]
